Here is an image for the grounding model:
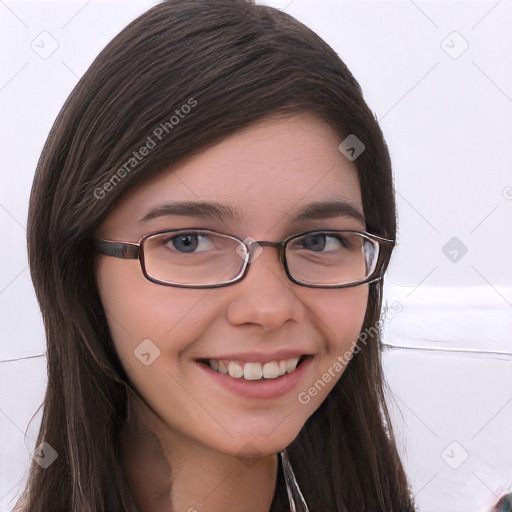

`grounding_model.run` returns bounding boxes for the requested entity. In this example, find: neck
[118,399,279,512]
